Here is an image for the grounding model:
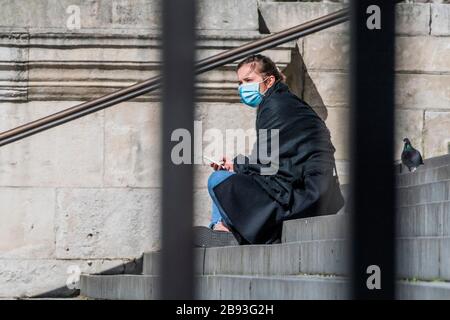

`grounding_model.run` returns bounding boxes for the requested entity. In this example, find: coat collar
[260,80,288,106]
